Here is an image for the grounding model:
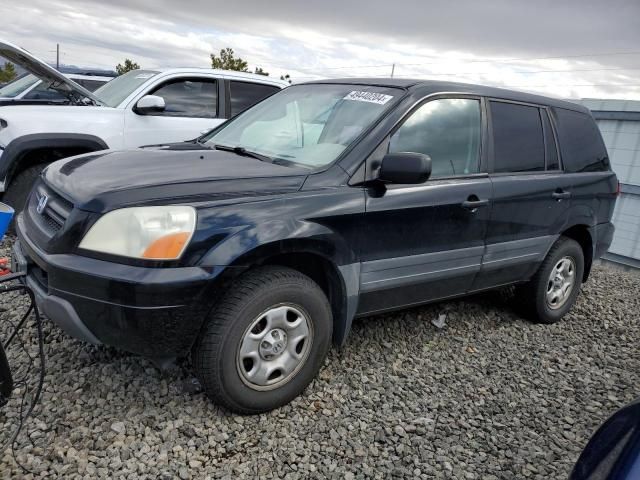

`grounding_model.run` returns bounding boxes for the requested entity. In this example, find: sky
[1,0,639,99]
